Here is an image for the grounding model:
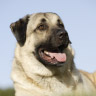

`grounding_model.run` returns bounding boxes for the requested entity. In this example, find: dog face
[10,12,71,67]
